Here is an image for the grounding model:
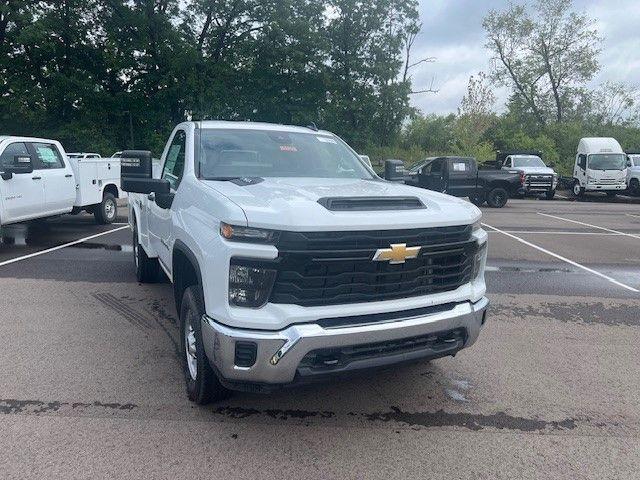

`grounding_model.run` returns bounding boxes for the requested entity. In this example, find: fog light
[234,341,257,367]
[229,262,277,308]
